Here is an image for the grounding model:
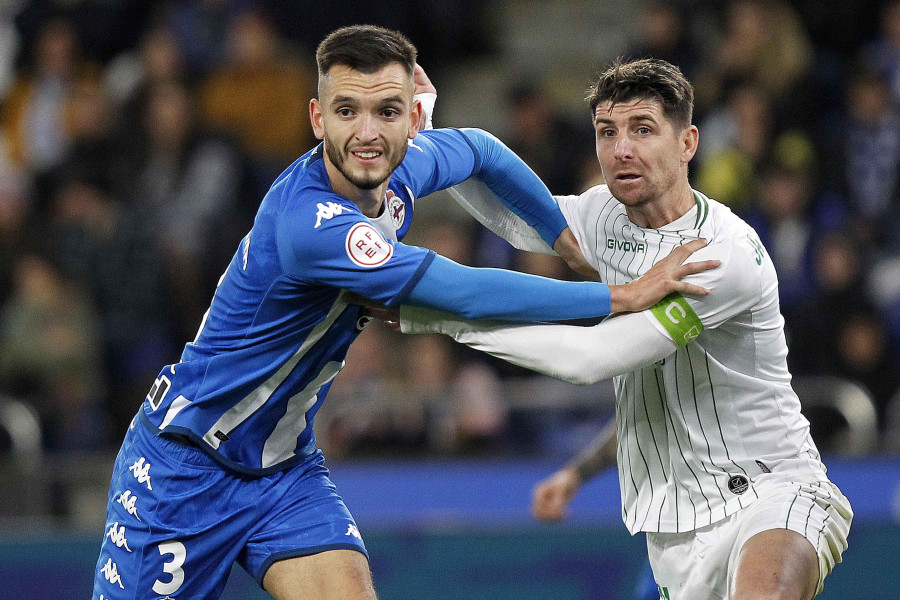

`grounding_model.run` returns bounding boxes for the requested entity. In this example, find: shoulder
[557,184,619,216]
[703,196,768,269]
